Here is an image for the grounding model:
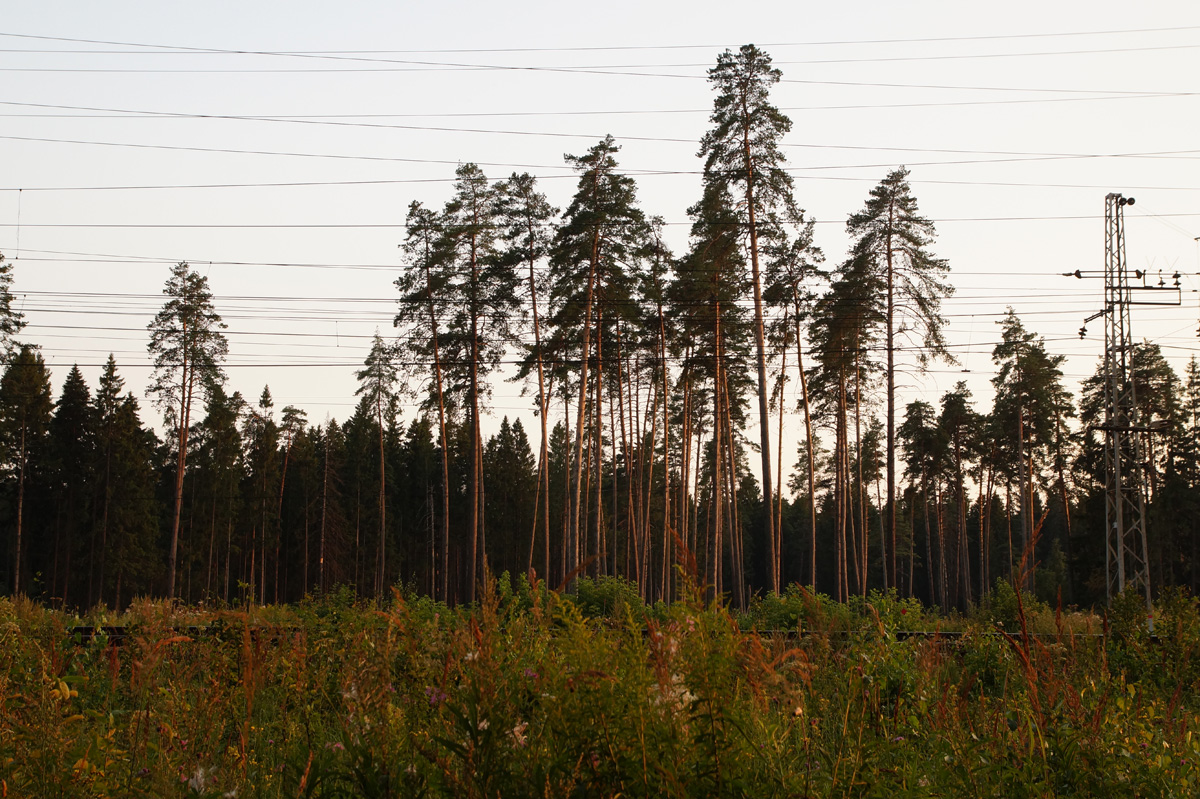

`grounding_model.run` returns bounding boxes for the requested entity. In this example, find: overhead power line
[3,25,1199,54]
[4,212,1200,230]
